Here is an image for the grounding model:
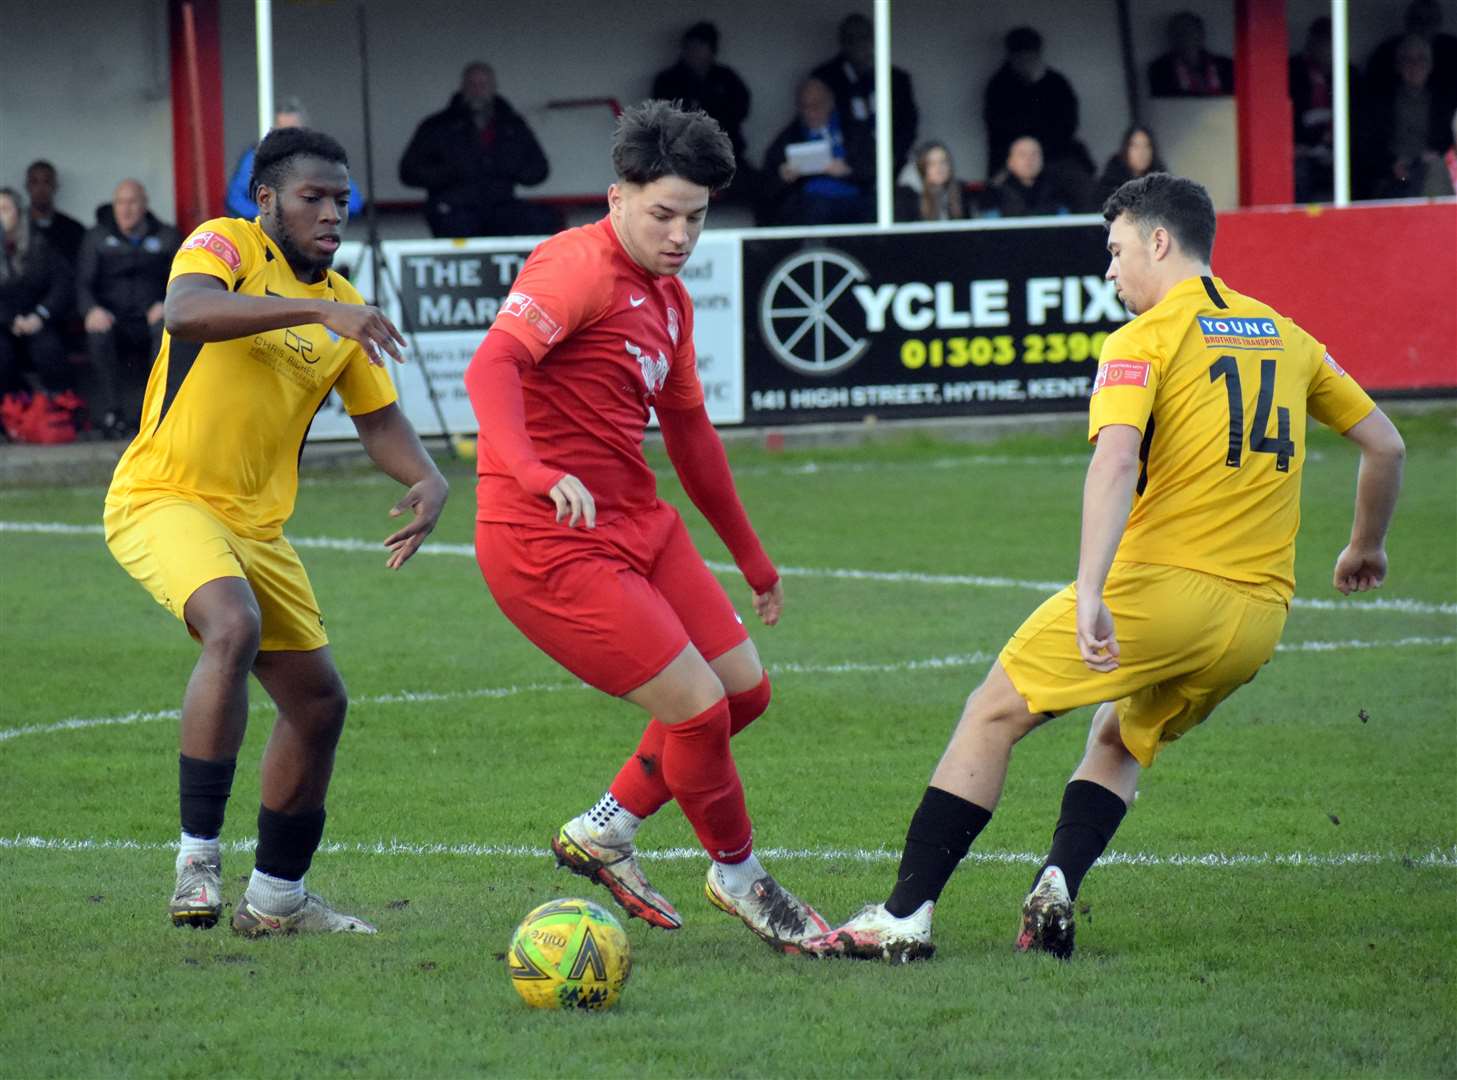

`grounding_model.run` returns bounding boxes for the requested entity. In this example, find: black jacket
[0,231,74,326]
[77,207,180,319]
[652,62,752,158]
[983,65,1080,177]
[399,93,549,211]
[30,210,86,269]
[761,116,877,208]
